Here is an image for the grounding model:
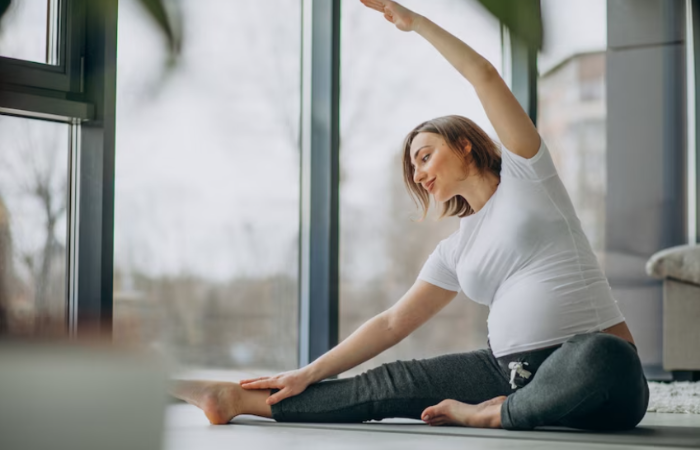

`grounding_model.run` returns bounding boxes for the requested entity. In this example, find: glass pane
[538,0,607,258]
[114,0,301,372]
[339,0,502,377]
[0,0,59,65]
[0,114,69,336]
